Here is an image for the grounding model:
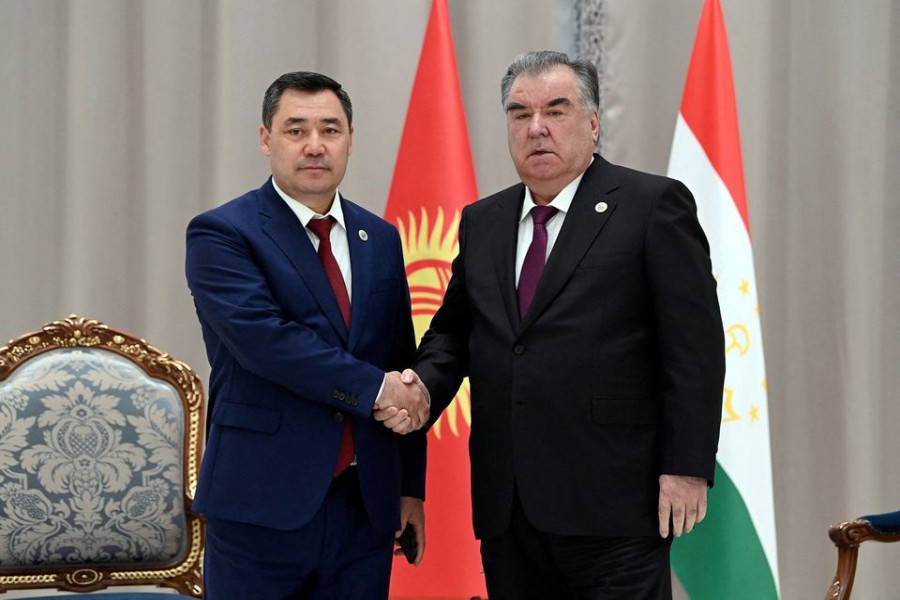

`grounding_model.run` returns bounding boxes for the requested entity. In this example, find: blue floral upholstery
[0,316,204,597]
